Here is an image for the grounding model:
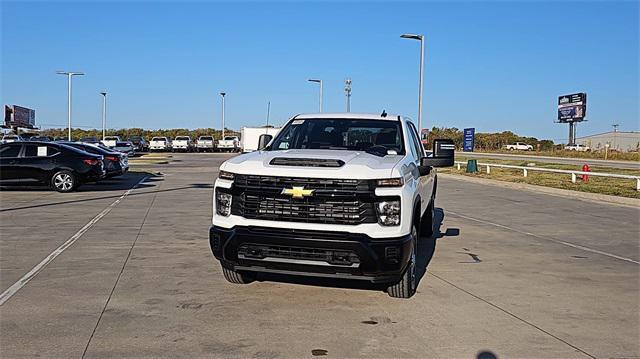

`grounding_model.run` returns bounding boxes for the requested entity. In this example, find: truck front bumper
[209,225,412,283]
